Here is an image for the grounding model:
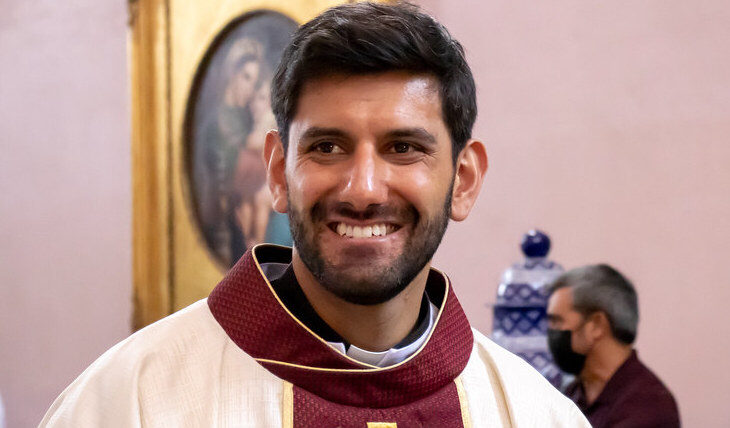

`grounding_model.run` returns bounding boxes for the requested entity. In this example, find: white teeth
[335,223,389,238]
